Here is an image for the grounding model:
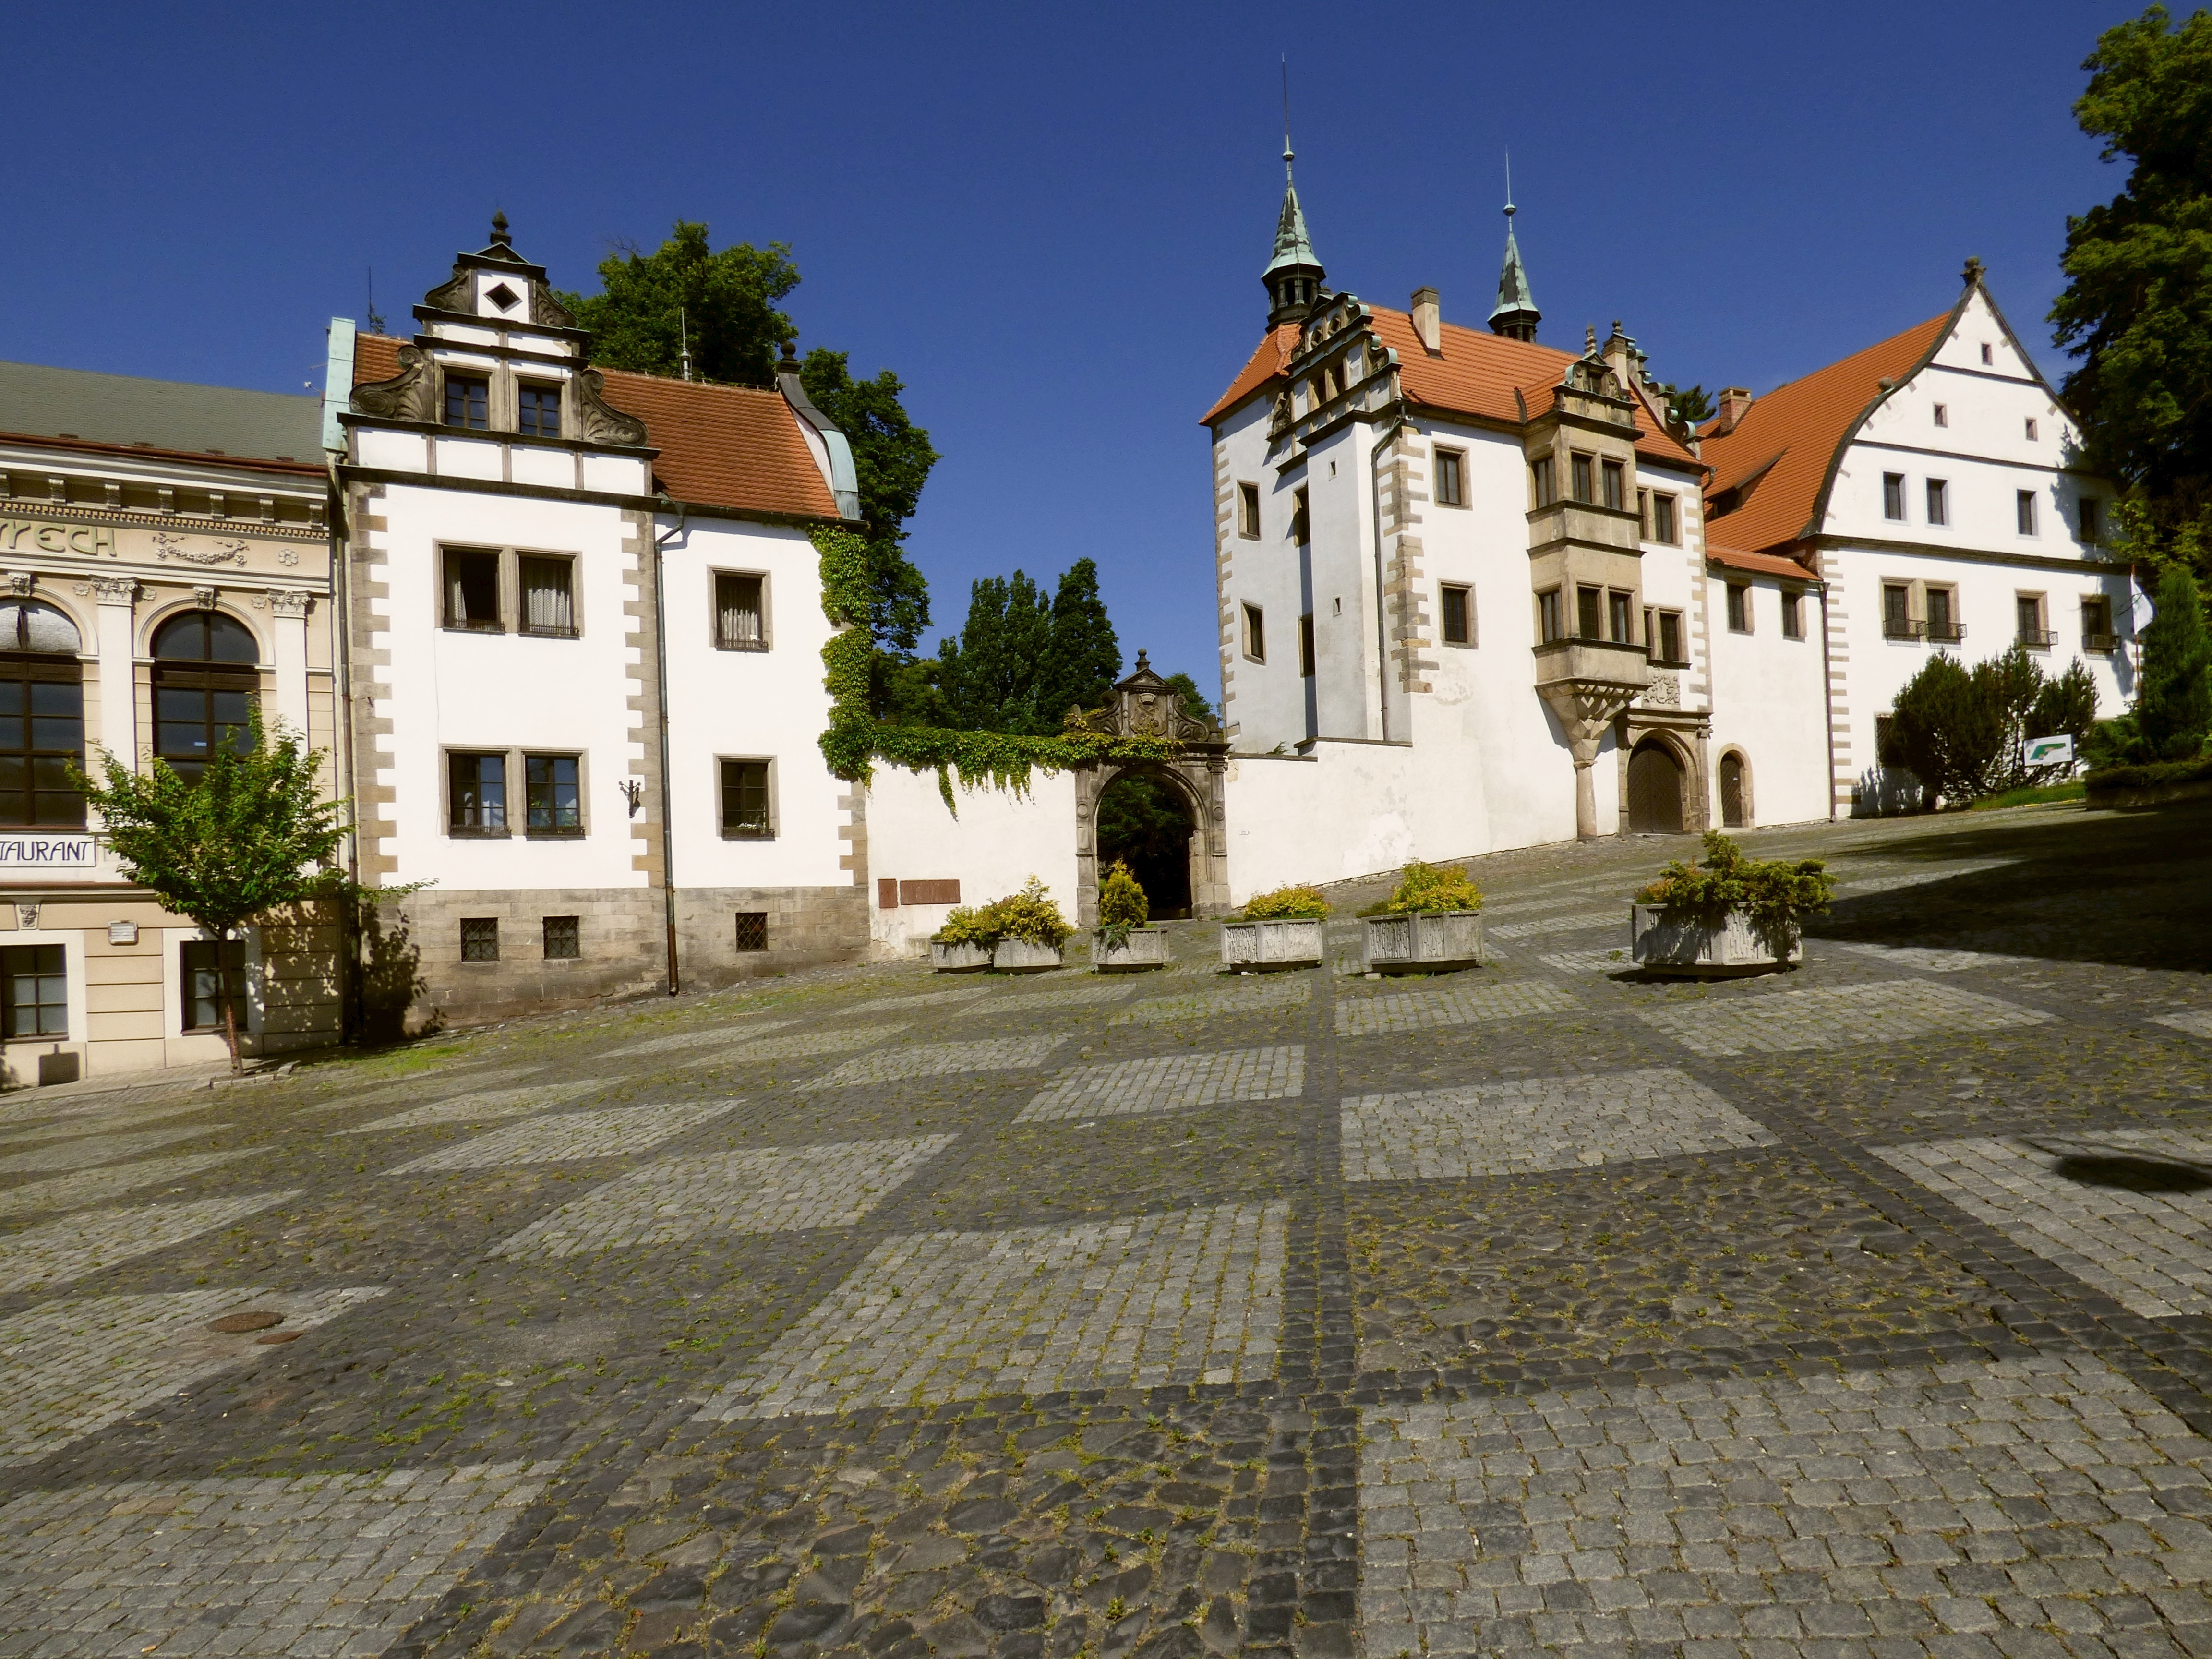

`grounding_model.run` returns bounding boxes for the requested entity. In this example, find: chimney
[1713,386,1755,435]
[1410,287,1441,355]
